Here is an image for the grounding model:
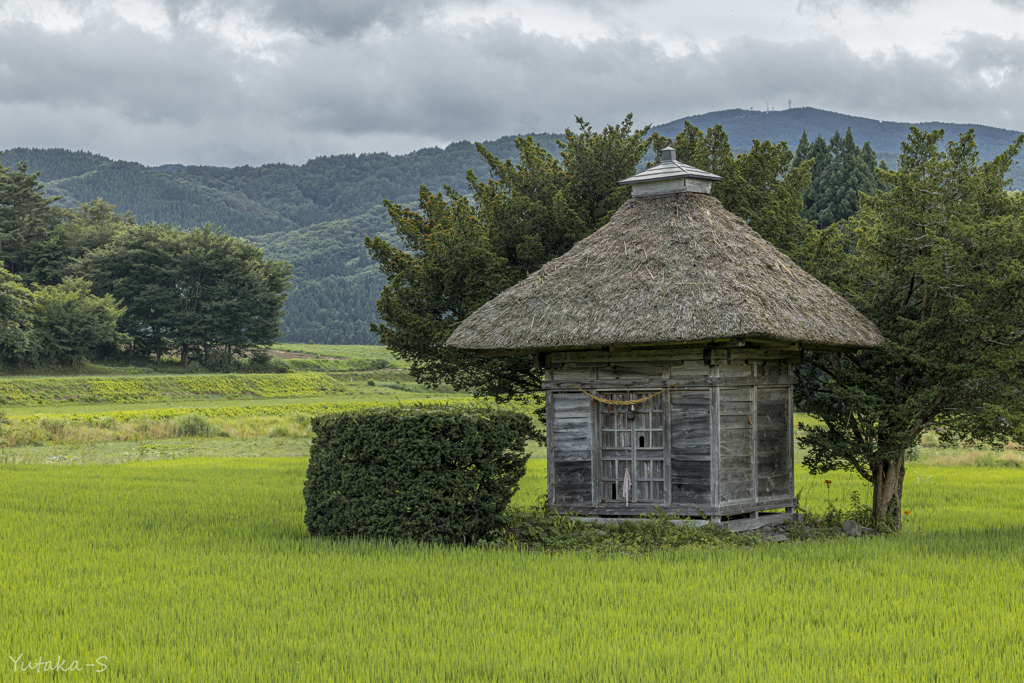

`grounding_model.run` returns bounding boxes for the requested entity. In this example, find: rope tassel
[623,468,631,506]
